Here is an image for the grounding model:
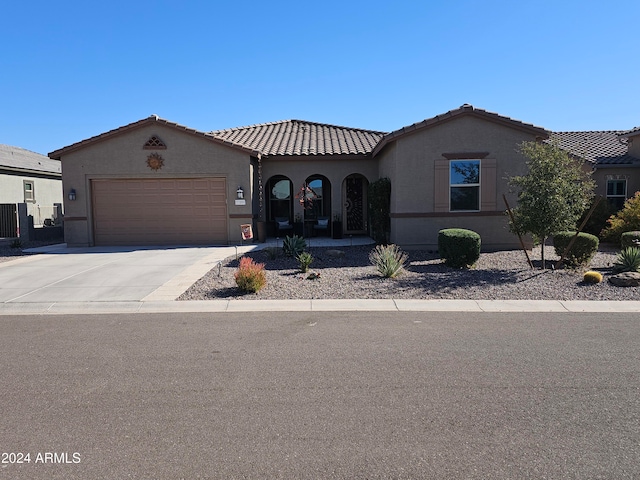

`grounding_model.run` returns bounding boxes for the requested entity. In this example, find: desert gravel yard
[178,244,639,301]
